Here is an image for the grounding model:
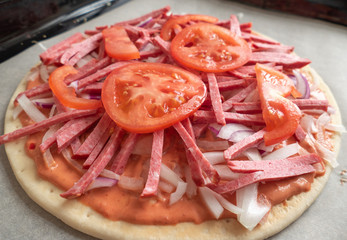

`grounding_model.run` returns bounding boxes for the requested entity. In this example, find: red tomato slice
[102,62,207,133]
[255,63,301,145]
[49,66,102,110]
[102,26,140,60]
[160,14,219,41]
[170,23,251,73]
[255,63,301,100]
